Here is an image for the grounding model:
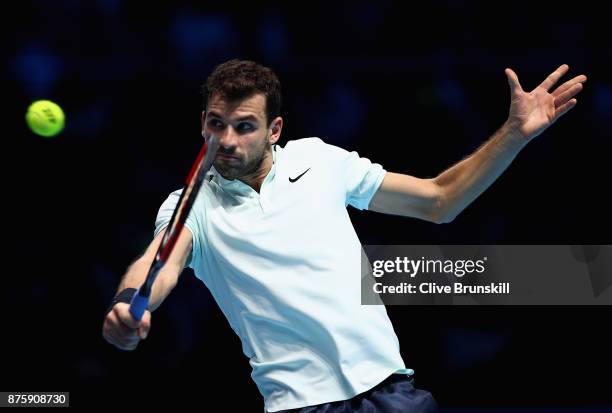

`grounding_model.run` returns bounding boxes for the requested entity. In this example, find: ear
[268,116,283,145]
[201,110,207,138]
